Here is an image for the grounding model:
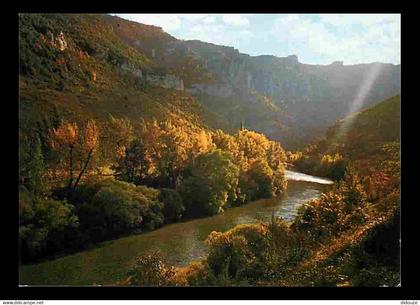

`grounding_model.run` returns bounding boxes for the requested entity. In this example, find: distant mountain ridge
[105,15,400,148]
[19,14,401,149]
